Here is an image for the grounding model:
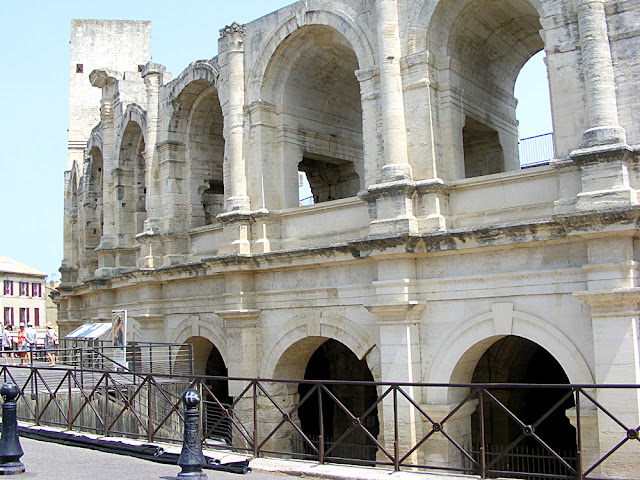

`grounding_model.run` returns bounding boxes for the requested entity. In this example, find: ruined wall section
[68,20,151,171]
